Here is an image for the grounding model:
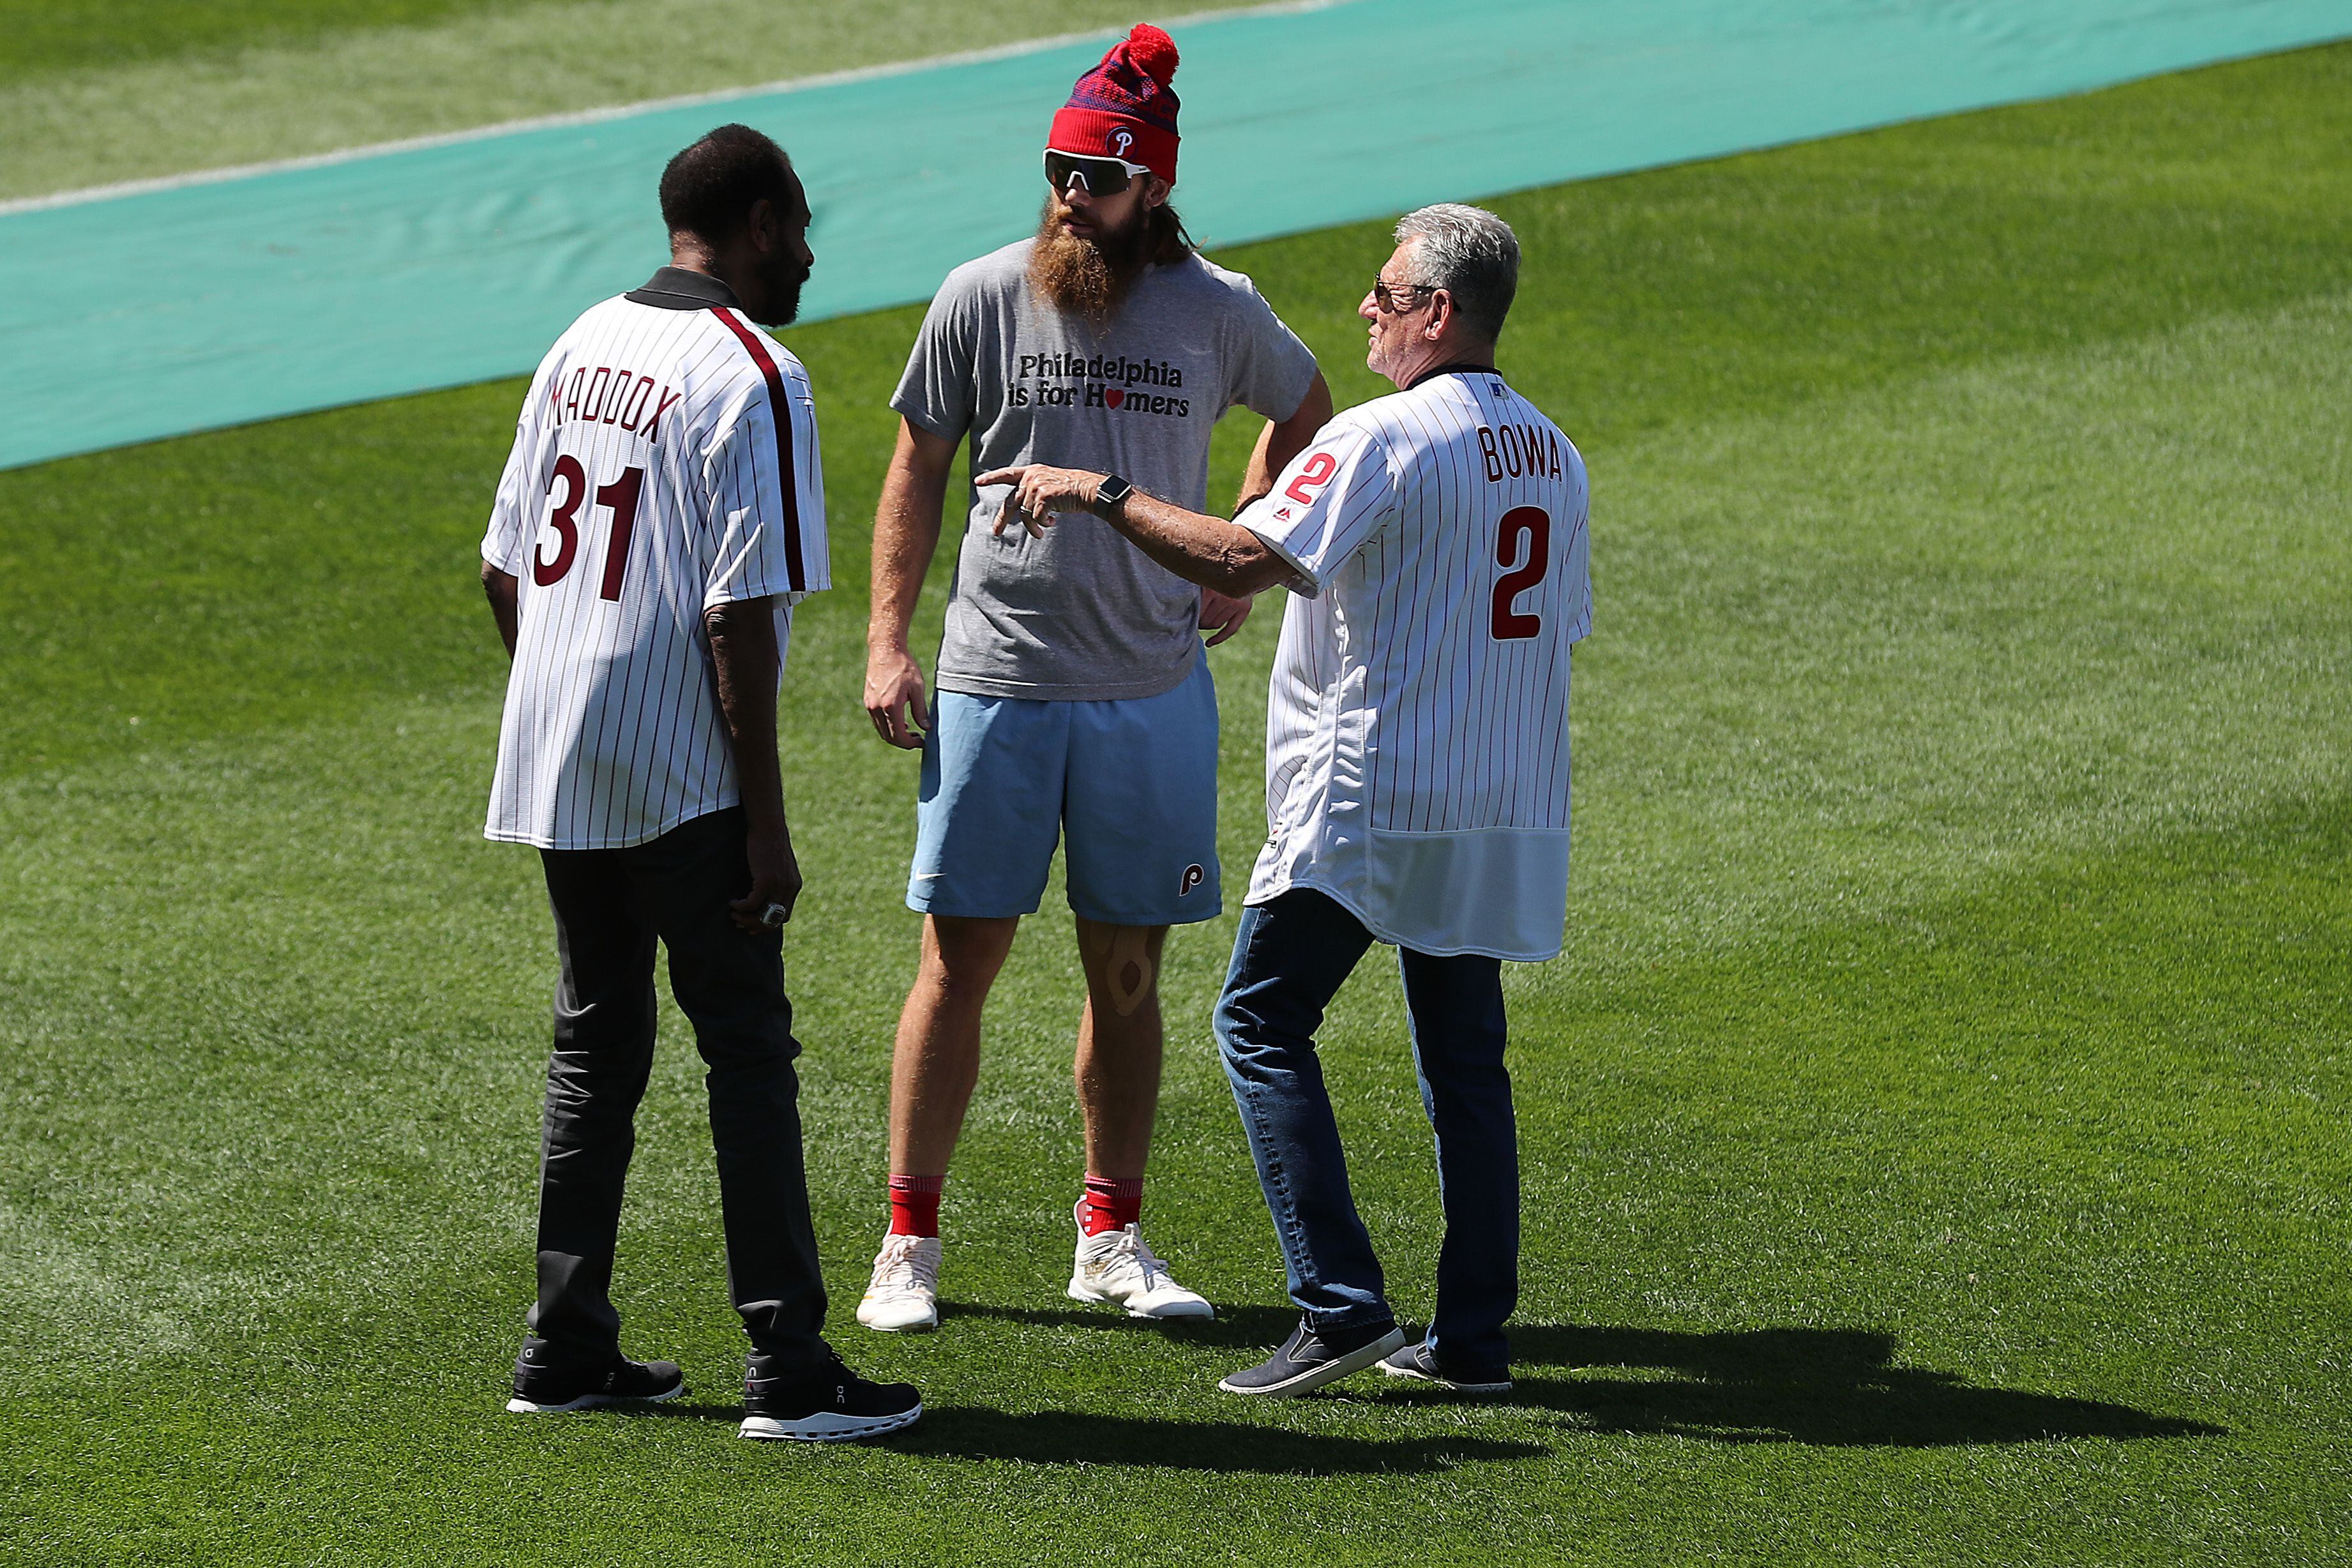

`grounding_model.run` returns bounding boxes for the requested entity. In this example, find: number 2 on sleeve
[1490,504,1551,640]
[1283,451,1339,505]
